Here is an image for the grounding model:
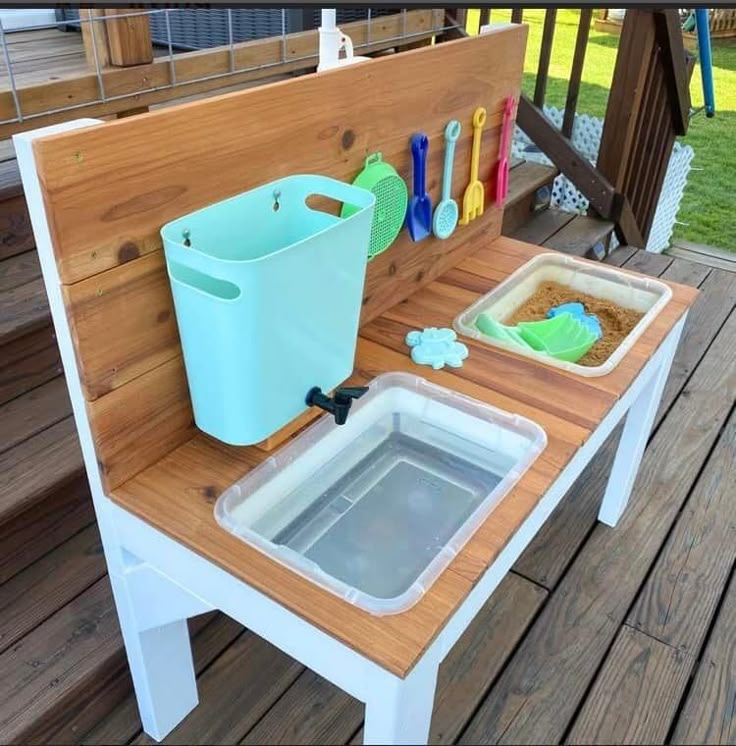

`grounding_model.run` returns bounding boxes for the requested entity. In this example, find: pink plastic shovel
[495,96,516,206]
